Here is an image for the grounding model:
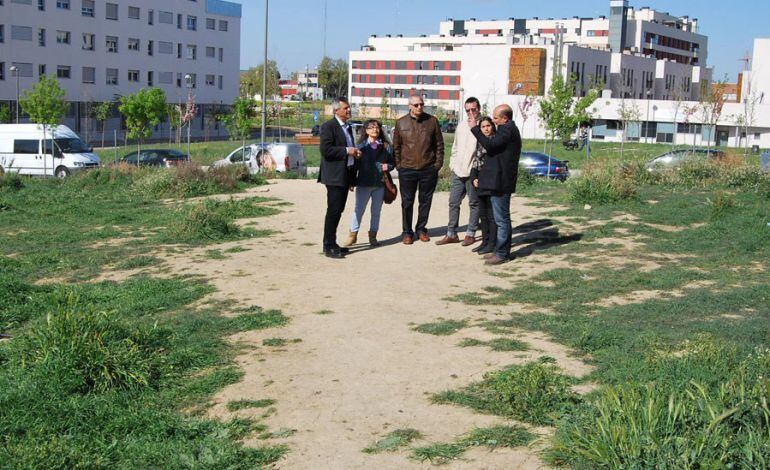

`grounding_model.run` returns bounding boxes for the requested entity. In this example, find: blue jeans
[350,186,385,232]
[490,193,512,259]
